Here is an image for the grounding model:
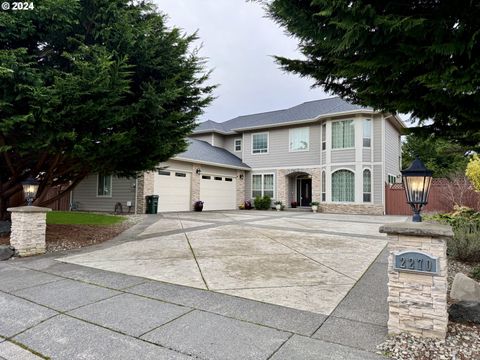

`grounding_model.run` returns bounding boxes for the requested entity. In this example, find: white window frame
[234,138,242,152]
[363,119,372,148]
[387,174,397,184]
[289,127,310,152]
[97,174,113,198]
[363,168,372,203]
[251,132,269,155]
[331,169,355,203]
[251,173,275,198]
[321,170,326,202]
[331,119,355,150]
